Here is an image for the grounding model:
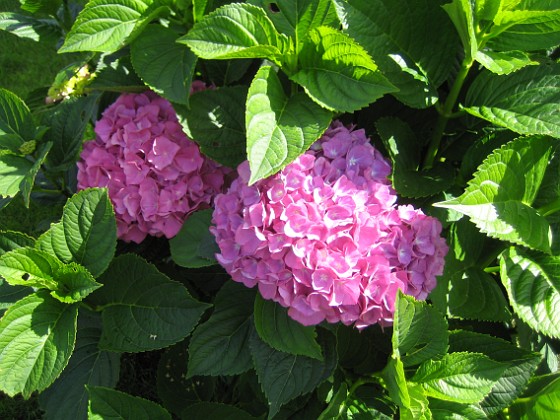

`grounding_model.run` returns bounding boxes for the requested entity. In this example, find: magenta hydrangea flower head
[77,85,231,243]
[211,121,448,329]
